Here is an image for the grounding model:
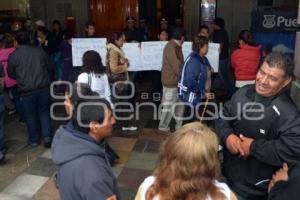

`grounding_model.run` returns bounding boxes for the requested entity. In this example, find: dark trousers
[0,95,5,159]
[218,59,236,96]
[20,89,52,143]
[8,85,24,121]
